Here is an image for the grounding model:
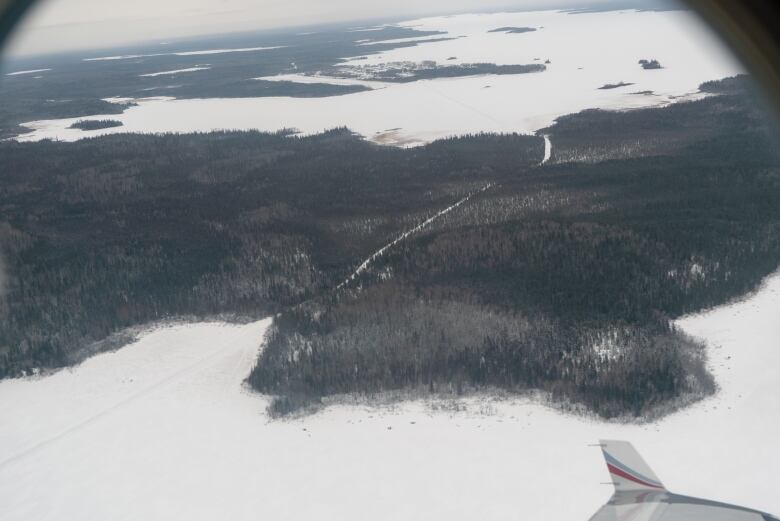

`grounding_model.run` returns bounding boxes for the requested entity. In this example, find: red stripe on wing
[607,463,664,489]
